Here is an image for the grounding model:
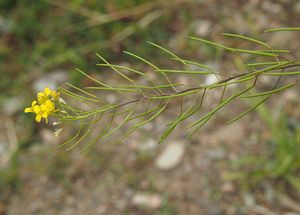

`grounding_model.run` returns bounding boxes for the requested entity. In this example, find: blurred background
[1,0,300,214]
